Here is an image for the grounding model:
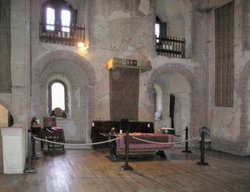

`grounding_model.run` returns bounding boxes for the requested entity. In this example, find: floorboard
[0,148,250,192]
